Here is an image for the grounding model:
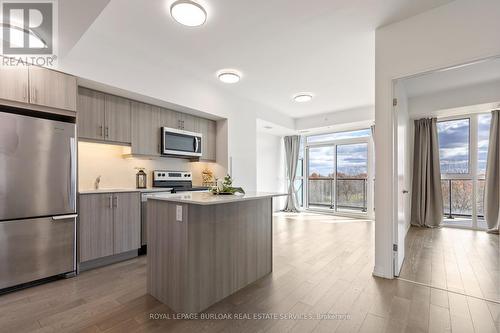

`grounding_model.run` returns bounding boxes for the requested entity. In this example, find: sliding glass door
[307,146,335,209]
[336,143,368,213]
[305,134,371,215]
